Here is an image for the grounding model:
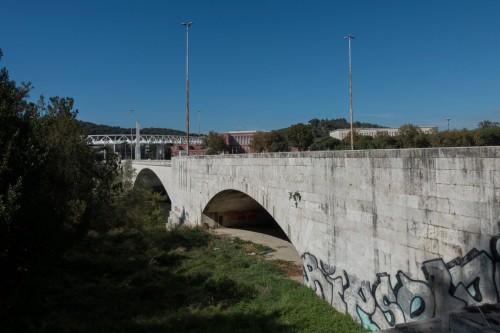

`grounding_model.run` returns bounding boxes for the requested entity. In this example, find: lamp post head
[344,34,355,40]
[181,22,193,29]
